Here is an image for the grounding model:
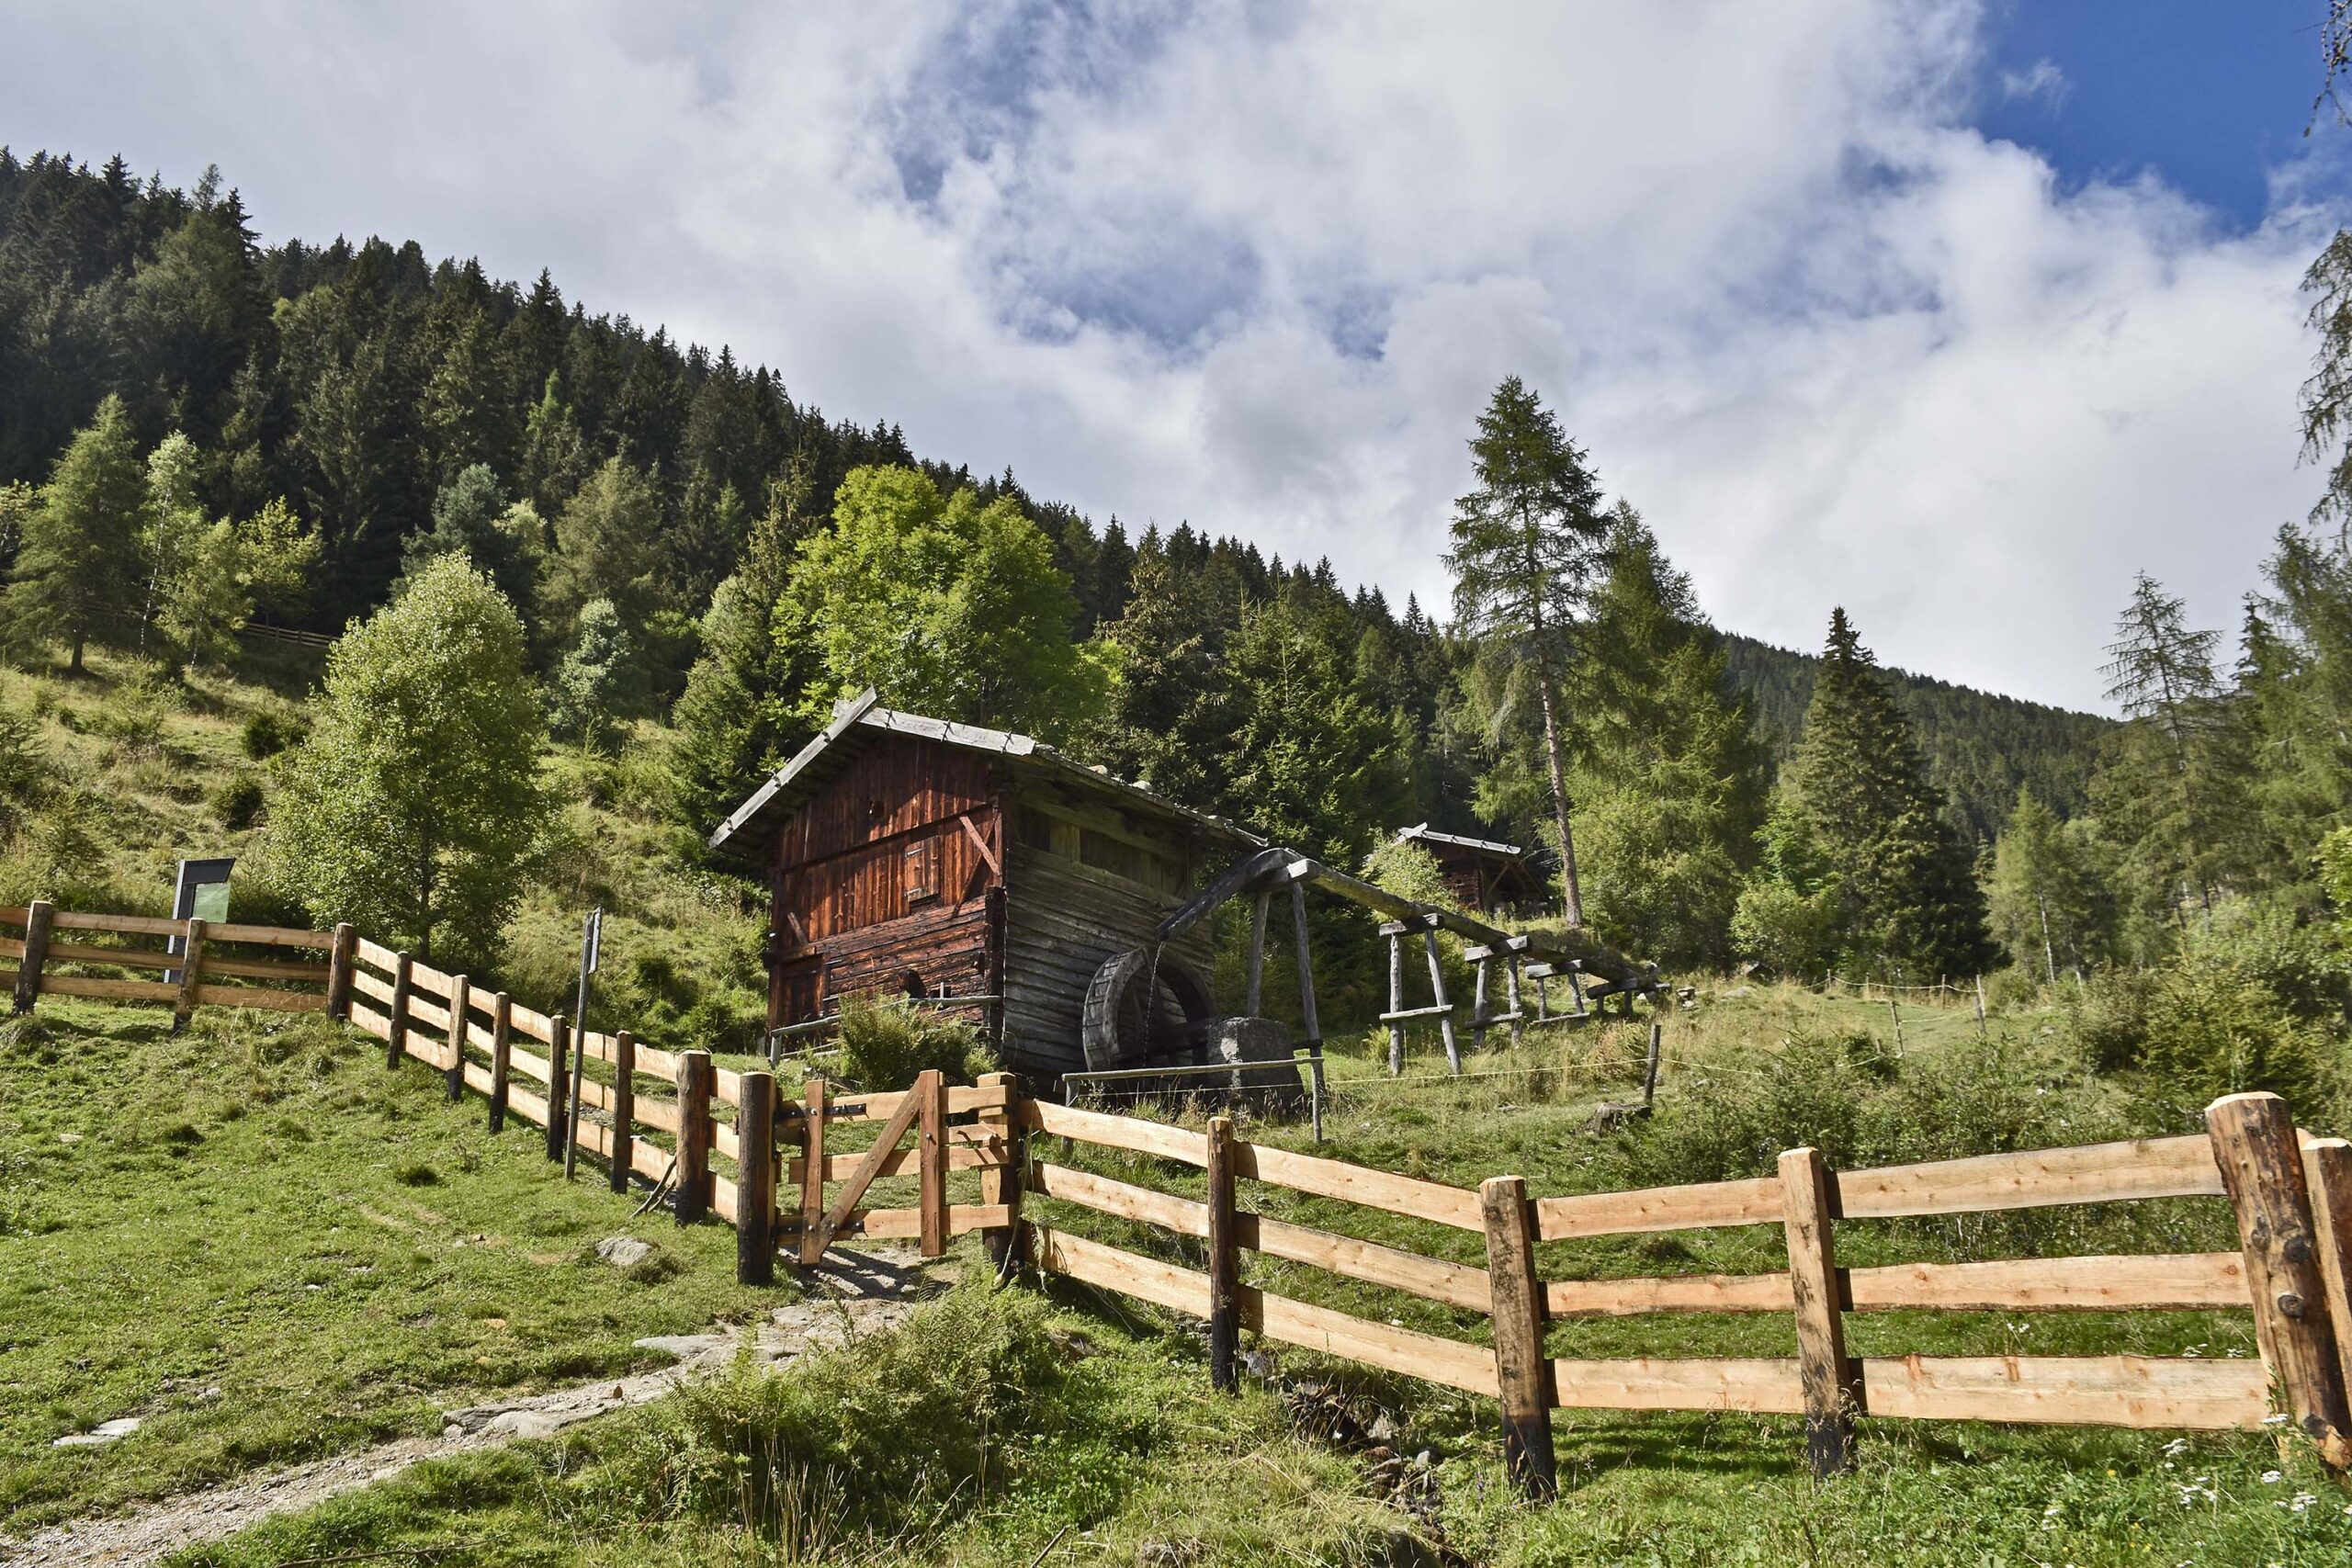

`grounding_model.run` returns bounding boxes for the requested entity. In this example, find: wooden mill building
[709,690,1260,1080]
[1392,823,1547,916]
